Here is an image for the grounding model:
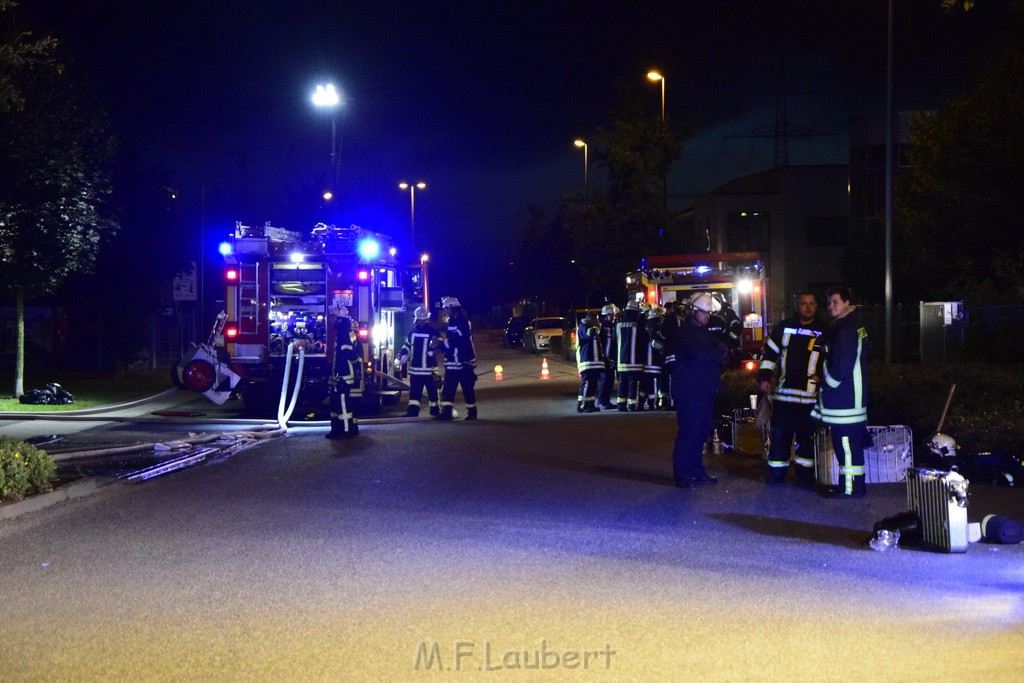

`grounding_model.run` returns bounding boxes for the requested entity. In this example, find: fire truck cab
[626,251,770,360]
[174,222,407,414]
